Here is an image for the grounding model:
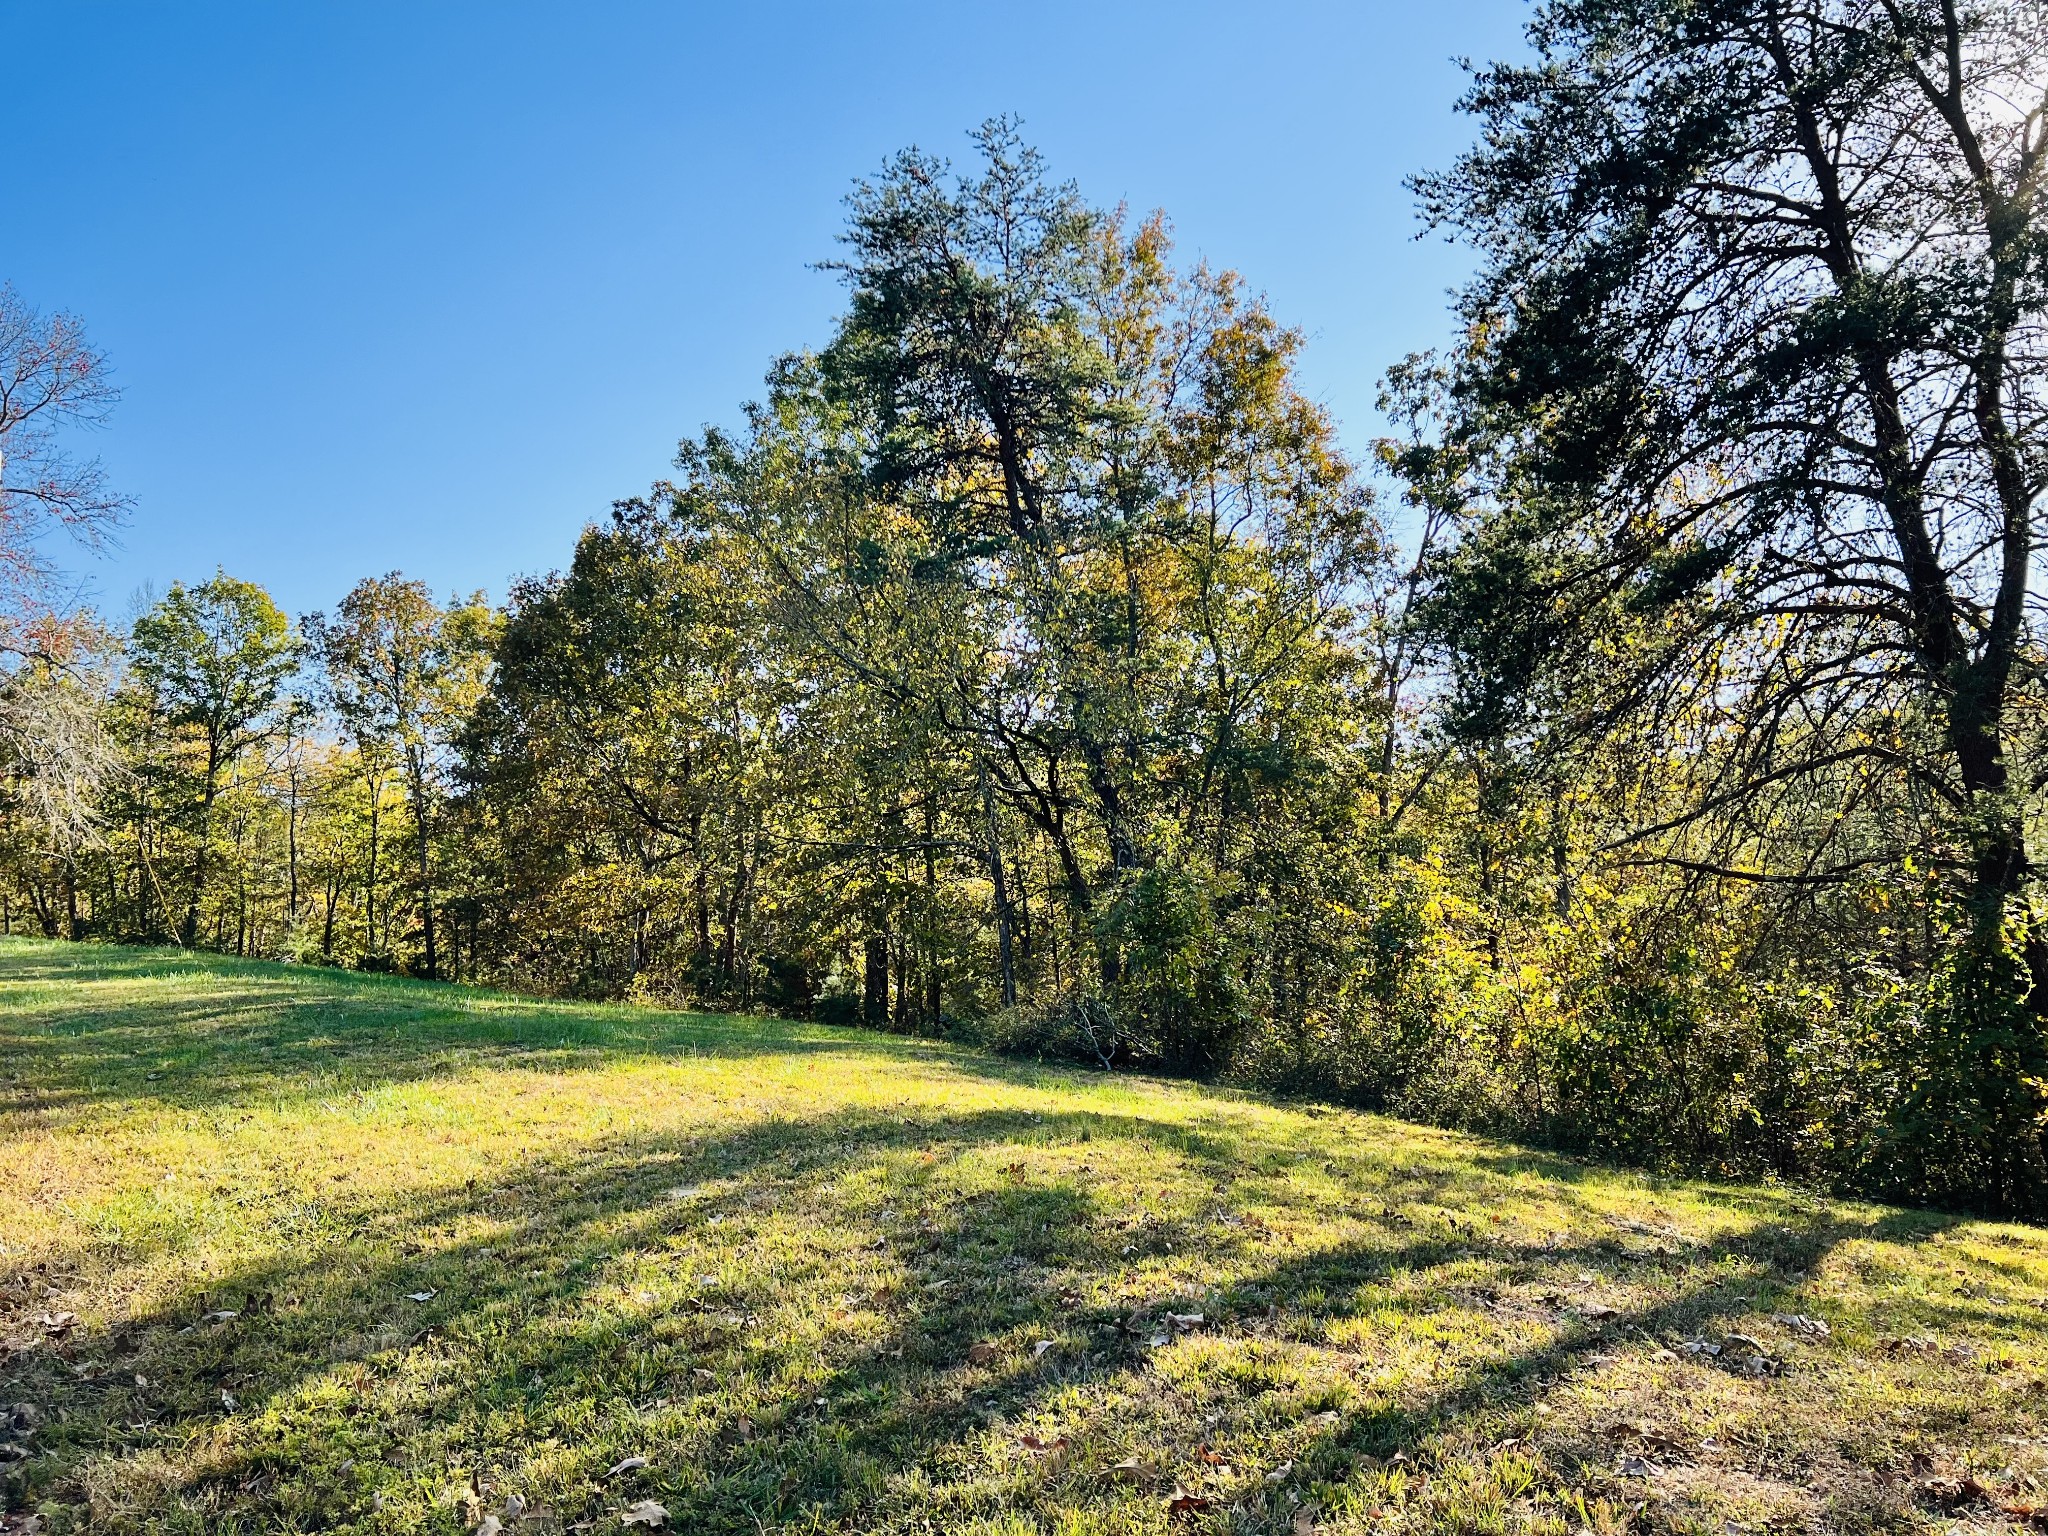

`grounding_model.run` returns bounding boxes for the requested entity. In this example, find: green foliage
[976,989,1128,1066]
[1403,0,2048,1213]
[1868,907,2048,1217]
[127,572,299,748]
[1102,856,1247,1072]
[126,572,303,947]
